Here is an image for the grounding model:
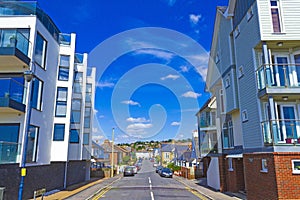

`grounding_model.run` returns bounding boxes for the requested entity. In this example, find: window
[73,82,82,94]
[247,7,254,21]
[270,0,282,33]
[261,159,268,172]
[238,65,244,78]
[74,72,83,82]
[85,107,91,117]
[72,99,81,111]
[242,110,248,122]
[70,129,79,143]
[27,125,39,162]
[0,124,20,163]
[34,32,47,68]
[223,120,234,149]
[228,158,233,171]
[84,116,90,128]
[55,87,68,117]
[234,26,240,38]
[220,89,225,113]
[225,74,230,88]
[292,160,300,174]
[83,133,89,145]
[71,99,81,123]
[31,78,43,110]
[58,55,70,81]
[215,53,220,63]
[86,83,92,103]
[53,124,65,141]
